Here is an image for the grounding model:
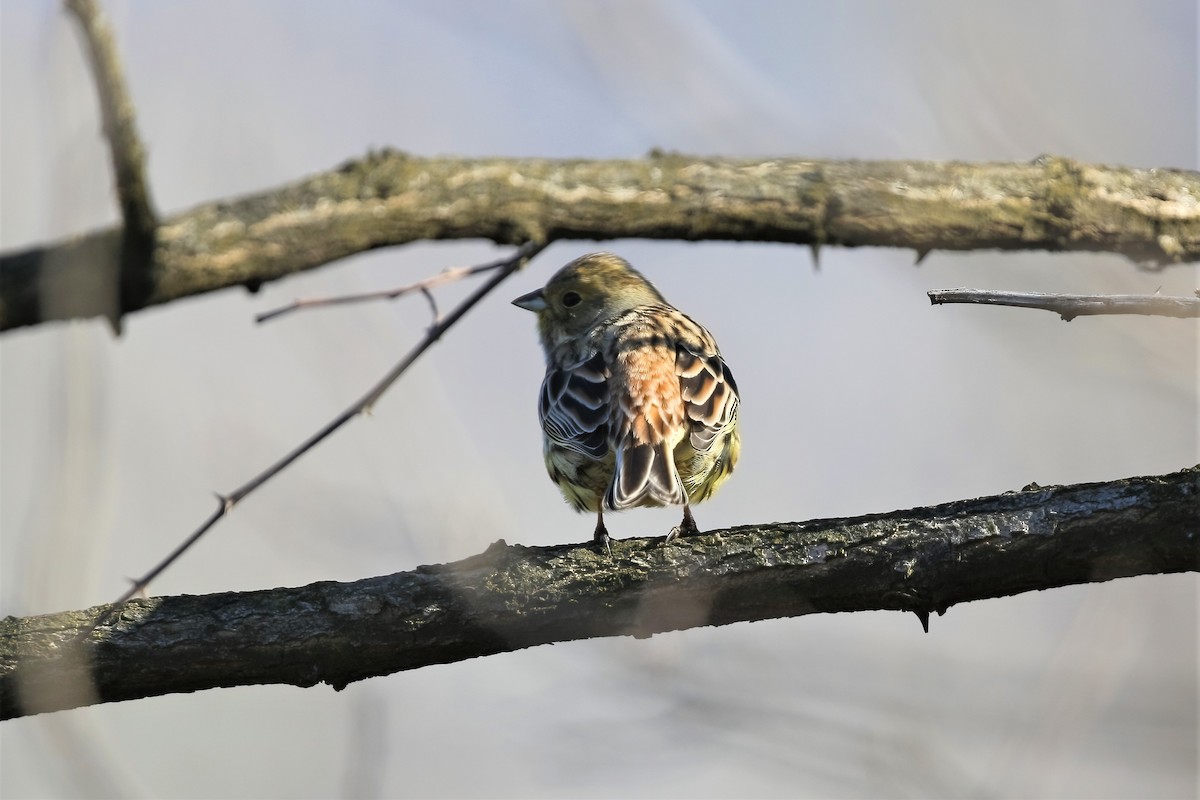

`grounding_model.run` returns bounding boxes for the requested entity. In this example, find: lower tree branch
[4,153,1197,331]
[2,466,1195,720]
